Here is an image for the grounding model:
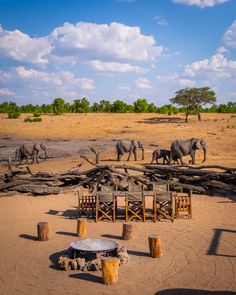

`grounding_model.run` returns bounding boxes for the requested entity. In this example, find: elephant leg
[133,148,137,161]
[190,150,196,164]
[35,151,39,163]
